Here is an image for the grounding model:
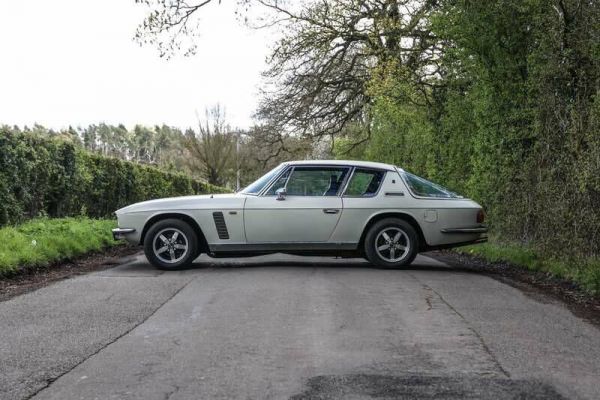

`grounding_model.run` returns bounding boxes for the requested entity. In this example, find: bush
[0,217,119,276]
[459,240,600,296]
[0,128,228,226]
[339,0,600,261]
